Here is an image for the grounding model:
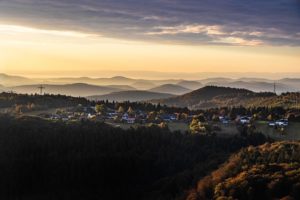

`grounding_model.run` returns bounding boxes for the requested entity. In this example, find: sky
[0,0,300,78]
